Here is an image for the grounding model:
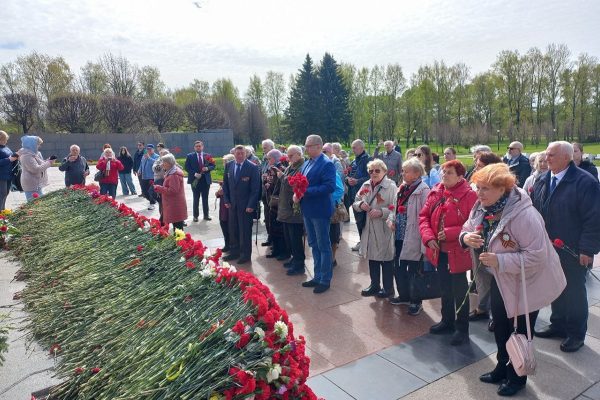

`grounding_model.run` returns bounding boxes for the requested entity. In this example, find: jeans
[119,172,136,195]
[0,179,10,211]
[100,183,117,198]
[437,251,469,333]
[25,187,43,201]
[304,216,332,286]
